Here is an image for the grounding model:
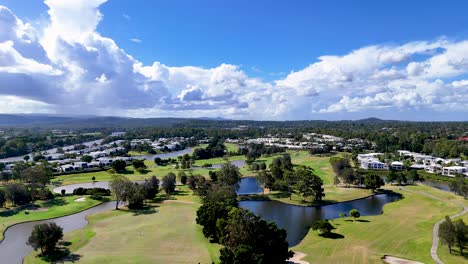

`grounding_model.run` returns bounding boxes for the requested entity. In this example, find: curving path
[401,186,468,264]
[430,205,468,264]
